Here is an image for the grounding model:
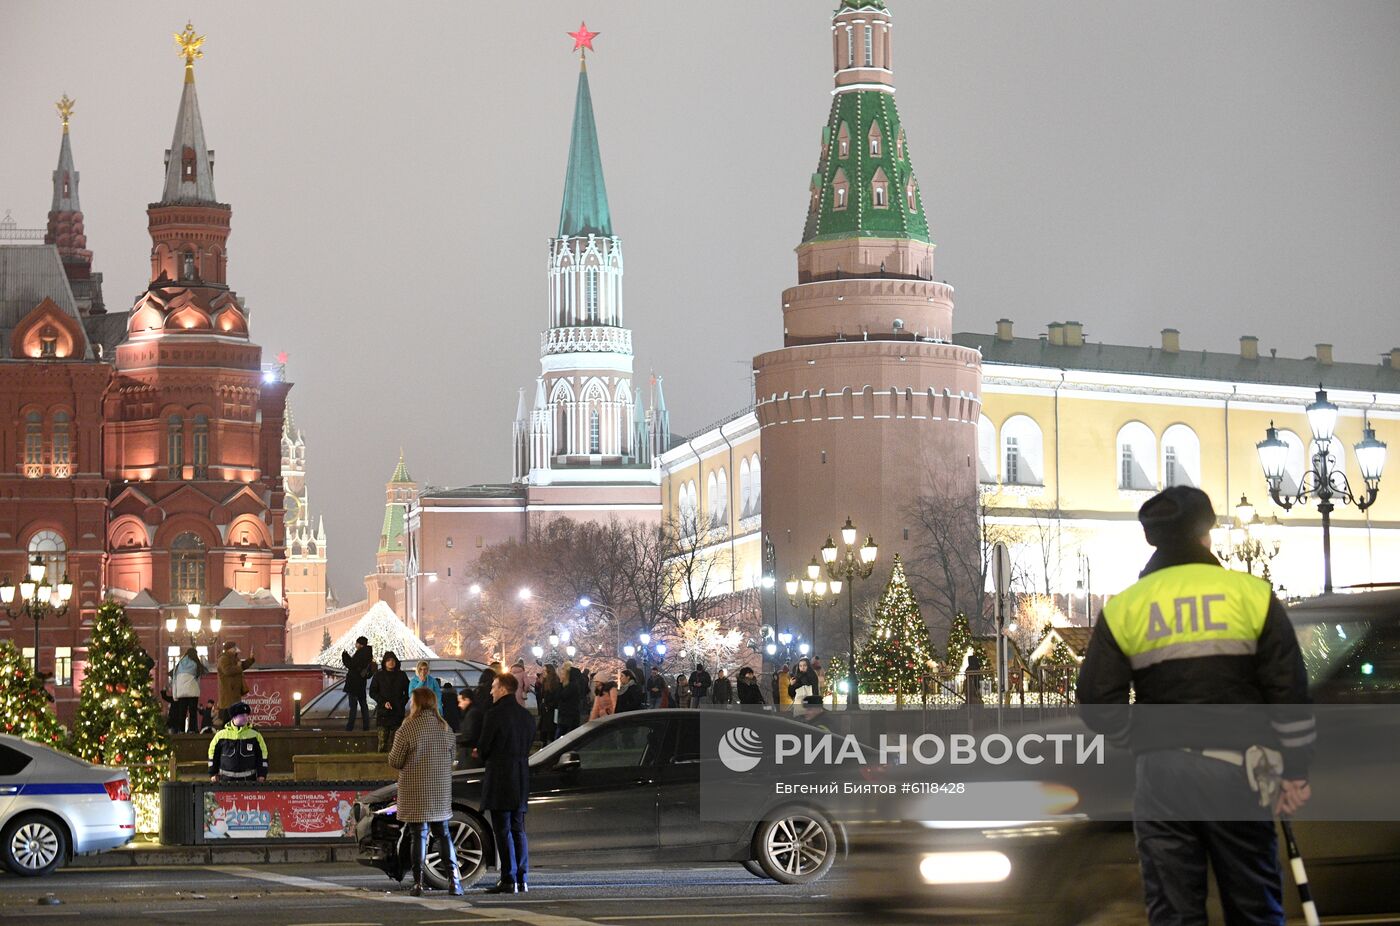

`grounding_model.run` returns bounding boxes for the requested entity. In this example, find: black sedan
[356,709,845,889]
[840,587,1400,925]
